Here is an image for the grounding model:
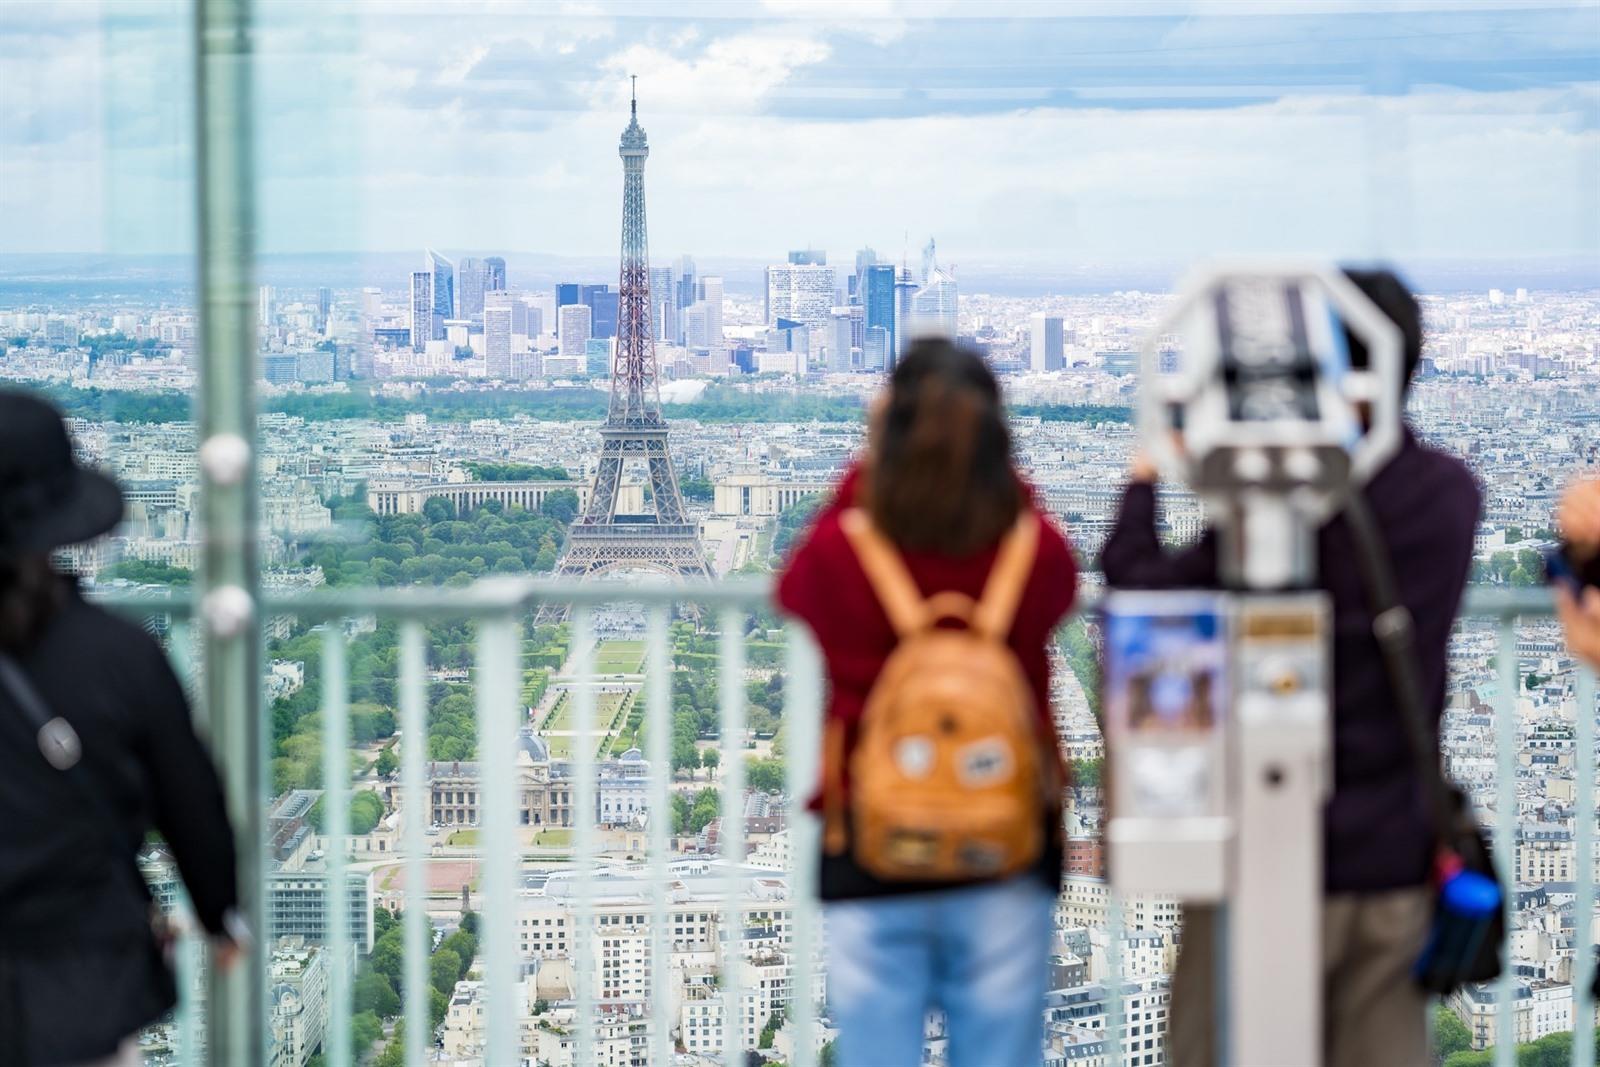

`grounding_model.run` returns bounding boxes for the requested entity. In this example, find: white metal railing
[102,580,1596,1066]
